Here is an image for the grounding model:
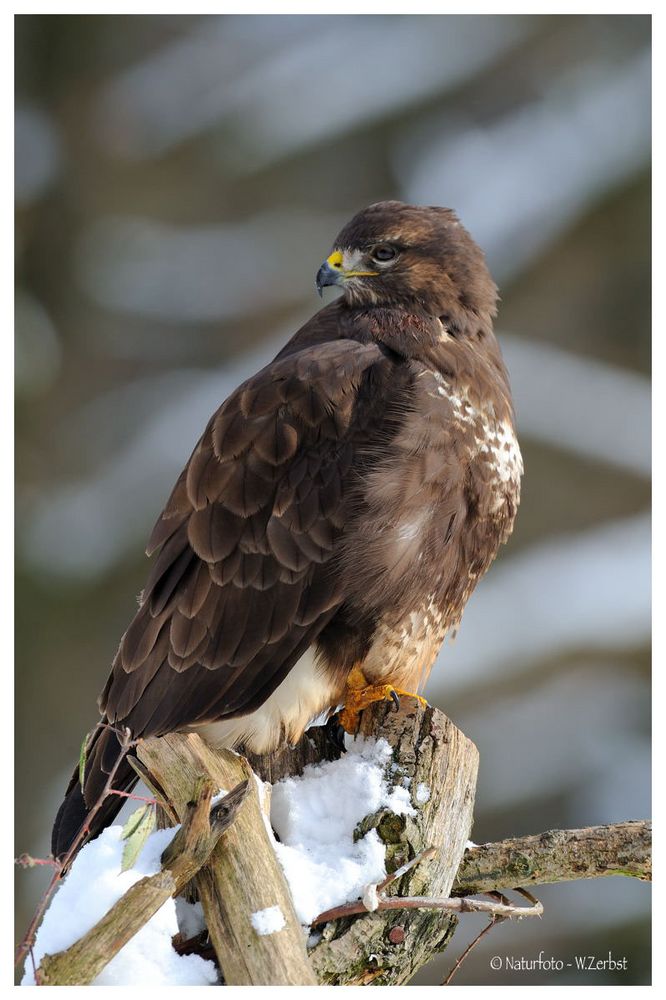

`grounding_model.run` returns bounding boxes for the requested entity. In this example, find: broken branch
[36,780,248,986]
